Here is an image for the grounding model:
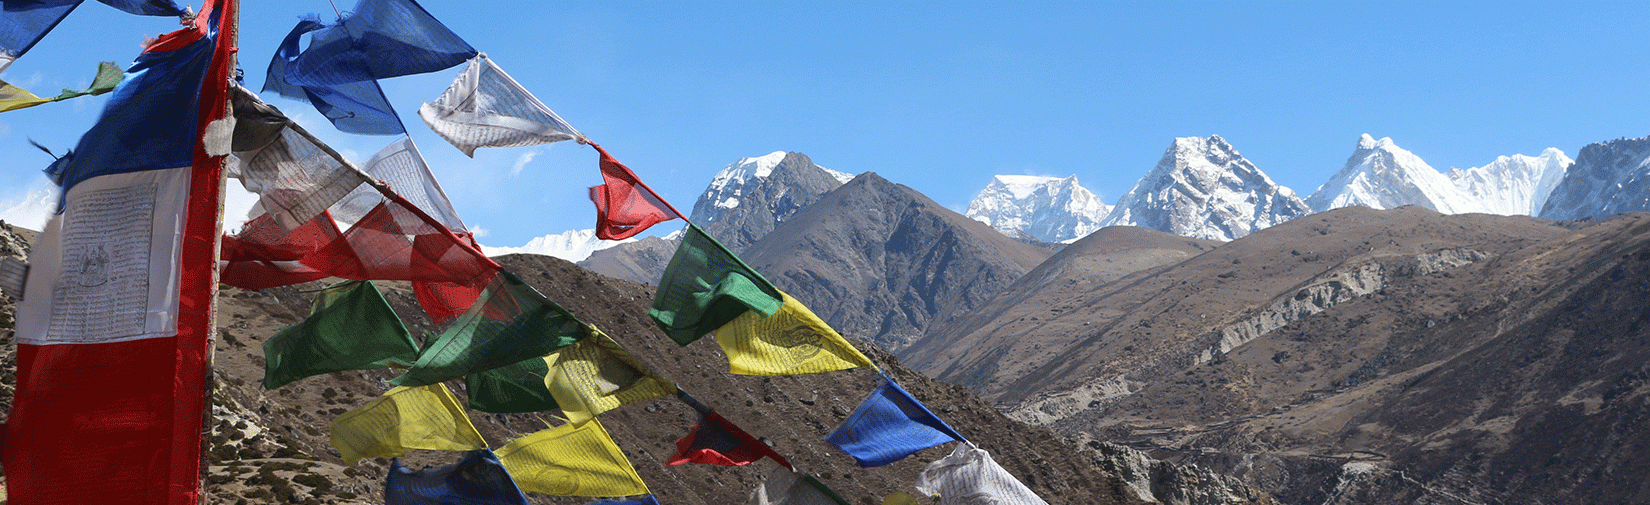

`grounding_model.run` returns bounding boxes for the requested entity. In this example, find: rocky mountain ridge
[1099,135,1310,242]
[964,175,1110,243]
